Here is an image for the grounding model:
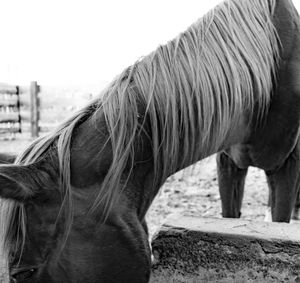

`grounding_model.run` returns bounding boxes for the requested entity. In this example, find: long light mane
[0,0,280,261]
